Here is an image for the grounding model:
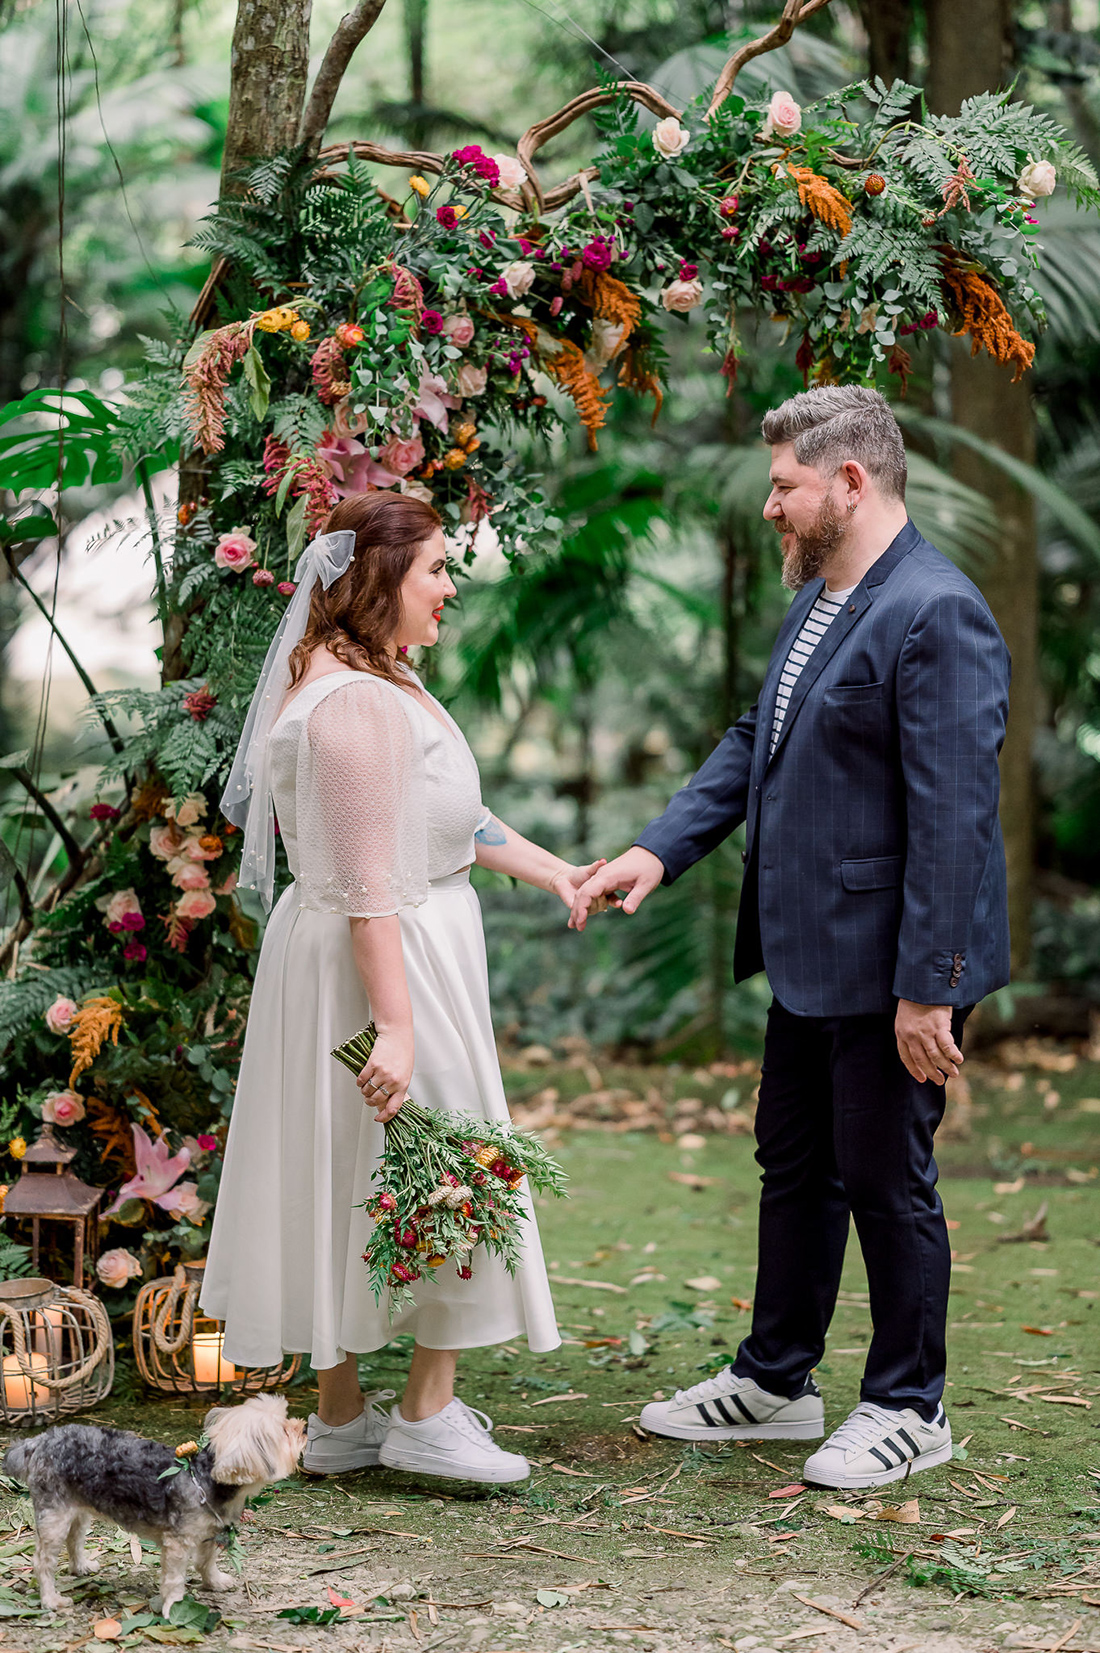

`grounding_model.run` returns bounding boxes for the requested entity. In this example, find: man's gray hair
[761,385,907,500]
